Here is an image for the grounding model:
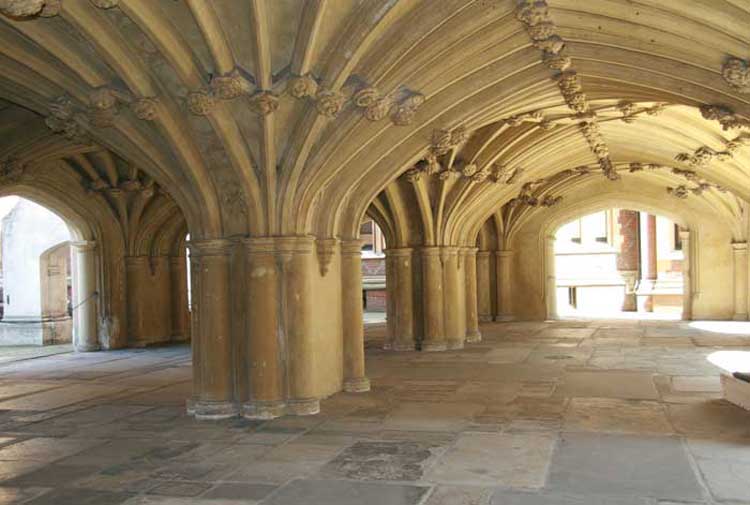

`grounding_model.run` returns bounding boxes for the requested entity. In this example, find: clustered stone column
[384,244,485,352]
[277,237,319,416]
[188,239,237,420]
[386,248,415,351]
[71,241,99,352]
[732,241,748,321]
[476,250,492,322]
[341,240,371,392]
[495,250,514,321]
[463,247,481,343]
[243,238,284,419]
[443,247,465,350]
[680,230,693,321]
[421,247,447,351]
[169,256,190,342]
